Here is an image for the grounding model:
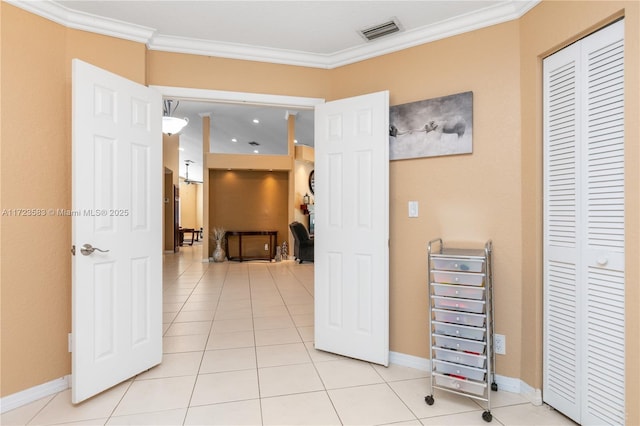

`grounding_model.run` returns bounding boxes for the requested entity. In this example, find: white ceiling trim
[5,0,155,43]
[328,0,539,68]
[7,0,539,69]
[148,34,332,69]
